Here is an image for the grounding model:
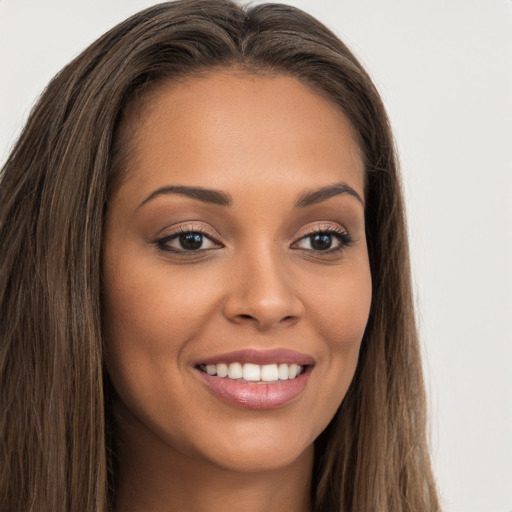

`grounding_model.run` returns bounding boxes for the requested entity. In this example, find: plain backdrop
[1,1,511,511]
